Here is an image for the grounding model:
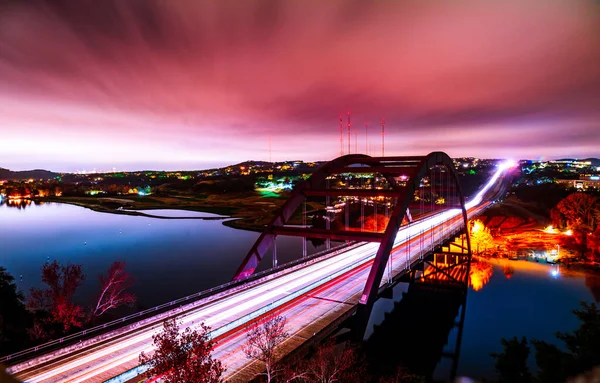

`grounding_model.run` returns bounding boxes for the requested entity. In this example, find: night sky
[1,0,599,171]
